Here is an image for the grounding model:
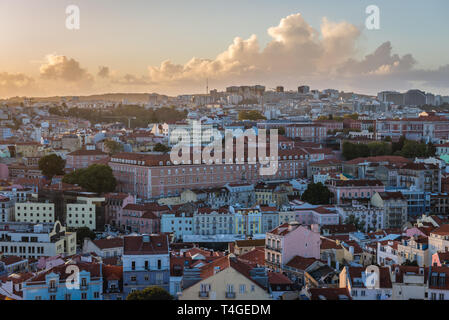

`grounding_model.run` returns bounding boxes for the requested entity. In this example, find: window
[94,292,100,299]
[65,294,71,300]
[50,295,56,300]
[131,261,136,271]
[81,293,87,300]
[239,284,246,294]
